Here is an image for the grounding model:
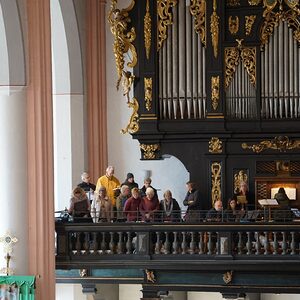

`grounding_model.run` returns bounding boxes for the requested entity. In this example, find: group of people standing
[68,166,181,223]
[67,167,291,224]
